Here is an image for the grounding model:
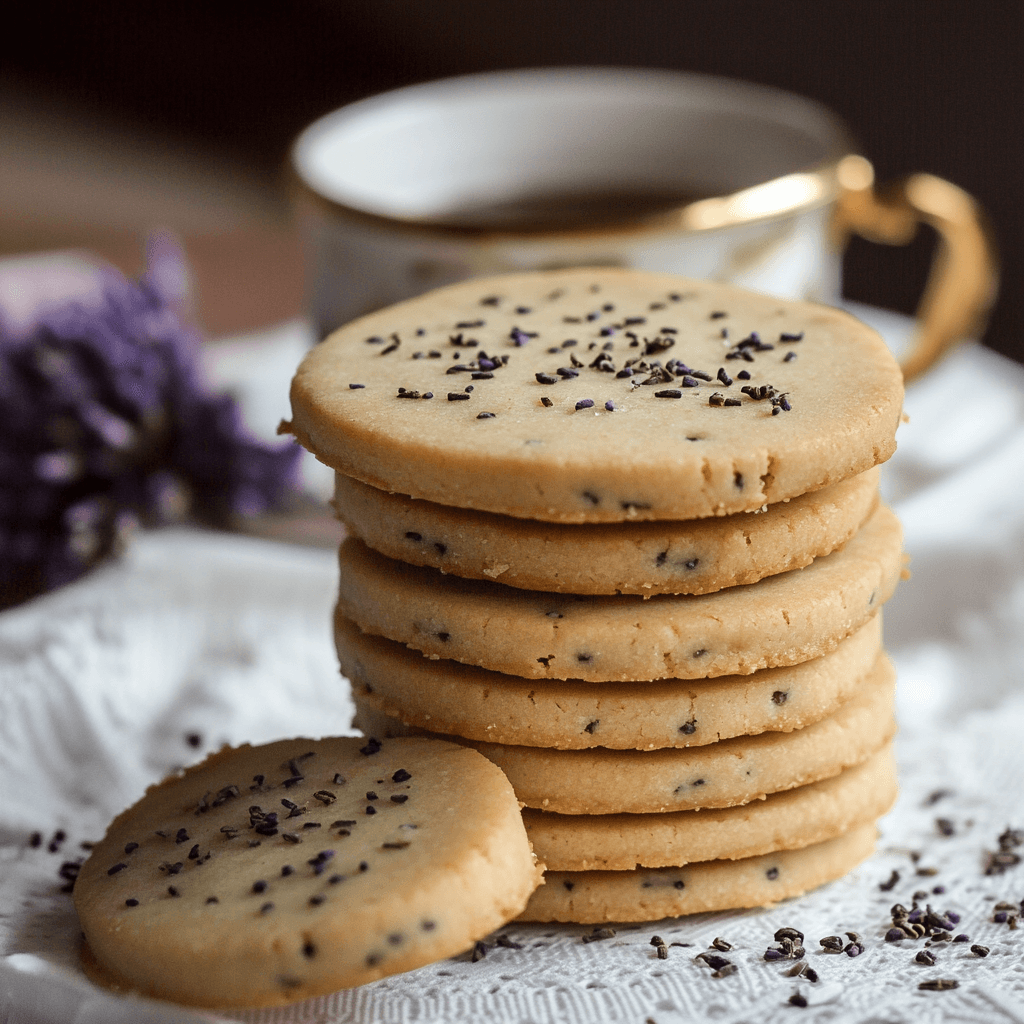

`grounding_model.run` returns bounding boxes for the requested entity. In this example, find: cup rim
[291,66,863,238]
